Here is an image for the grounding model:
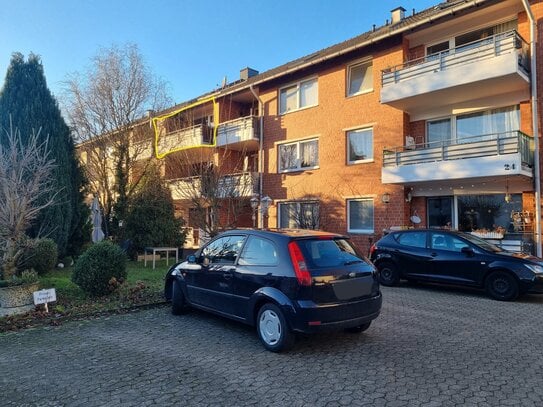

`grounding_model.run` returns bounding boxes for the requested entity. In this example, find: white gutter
[521,0,541,257]
[249,84,264,229]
